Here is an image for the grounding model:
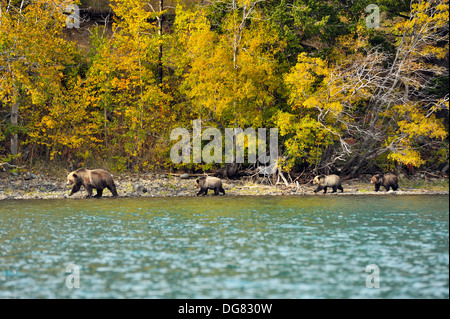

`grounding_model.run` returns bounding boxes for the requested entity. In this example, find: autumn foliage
[0,0,448,175]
